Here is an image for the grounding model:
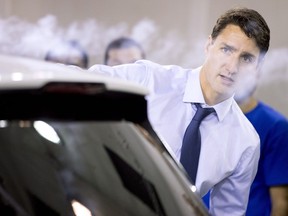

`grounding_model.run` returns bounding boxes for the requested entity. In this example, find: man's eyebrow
[221,42,257,58]
[241,52,256,59]
[221,43,237,52]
